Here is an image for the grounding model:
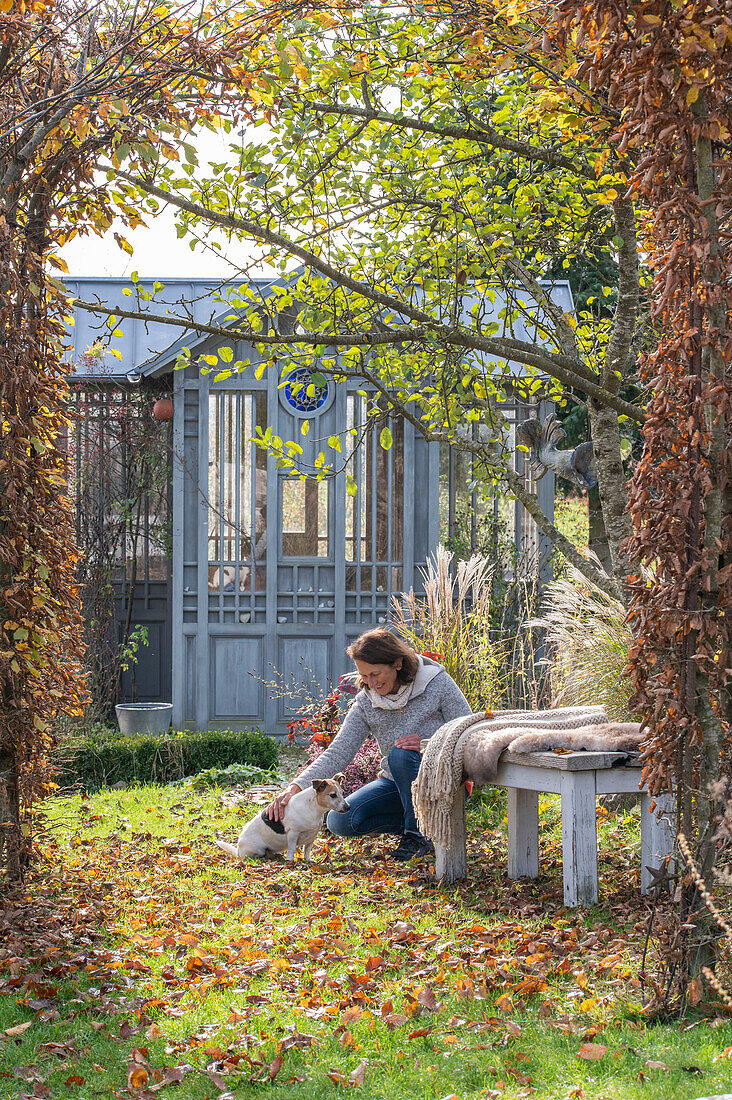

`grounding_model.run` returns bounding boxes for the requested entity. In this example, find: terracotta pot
[152,397,174,421]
